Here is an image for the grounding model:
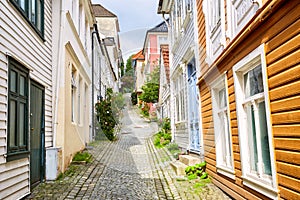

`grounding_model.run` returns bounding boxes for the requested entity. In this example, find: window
[7,58,29,160]
[226,0,260,39]
[203,0,225,64]
[78,77,82,125]
[174,71,186,122]
[211,75,234,179]
[71,68,77,123]
[233,45,277,198]
[11,0,44,36]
